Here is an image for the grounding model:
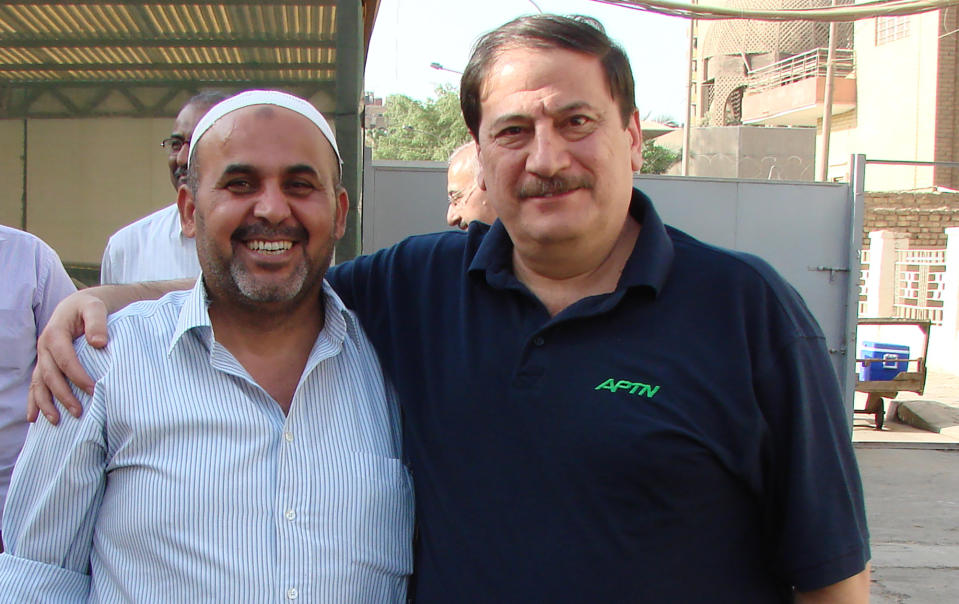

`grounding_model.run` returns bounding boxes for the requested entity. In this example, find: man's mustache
[517,175,593,199]
[232,223,309,242]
